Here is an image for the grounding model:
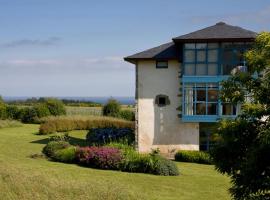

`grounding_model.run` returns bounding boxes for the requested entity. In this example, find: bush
[53,146,76,163]
[153,156,179,176]
[76,146,123,169]
[86,128,134,145]
[49,132,69,142]
[102,99,120,117]
[118,110,135,121]
[39,117,134,135]
[120,148,179,176]
[175,150,212,165]
[42,141,70,158]
[44,98,66,116]
[0,101,7,119]
[34,104,51,118]
[20,107,39,123]
[6,105,21,120]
